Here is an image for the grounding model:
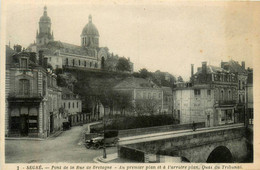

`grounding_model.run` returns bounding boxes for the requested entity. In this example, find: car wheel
[94,143,100,149]
[113,138,119,145]
[85,143,91,149]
